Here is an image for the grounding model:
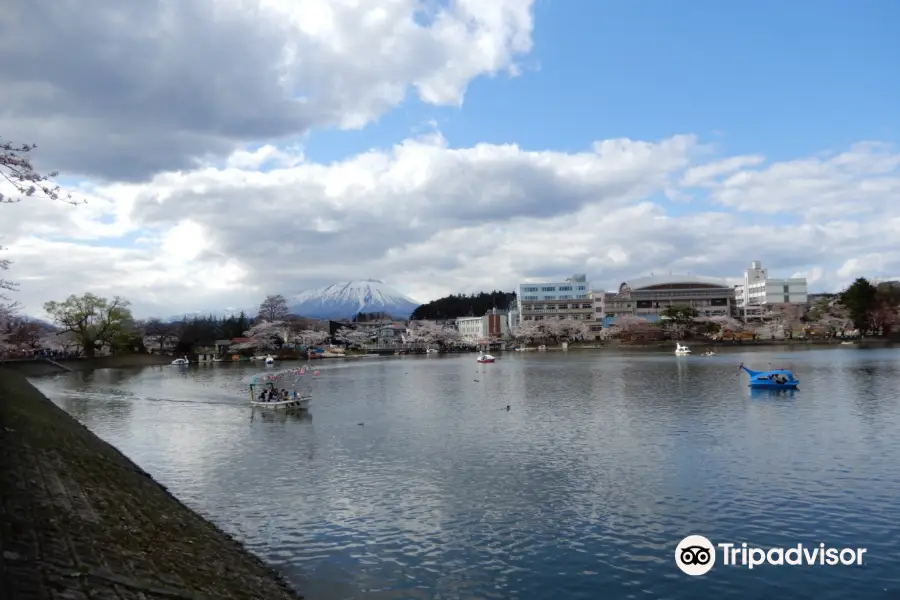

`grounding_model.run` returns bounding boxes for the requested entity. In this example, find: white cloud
[3,135,900,318]
[0,0,535,180]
